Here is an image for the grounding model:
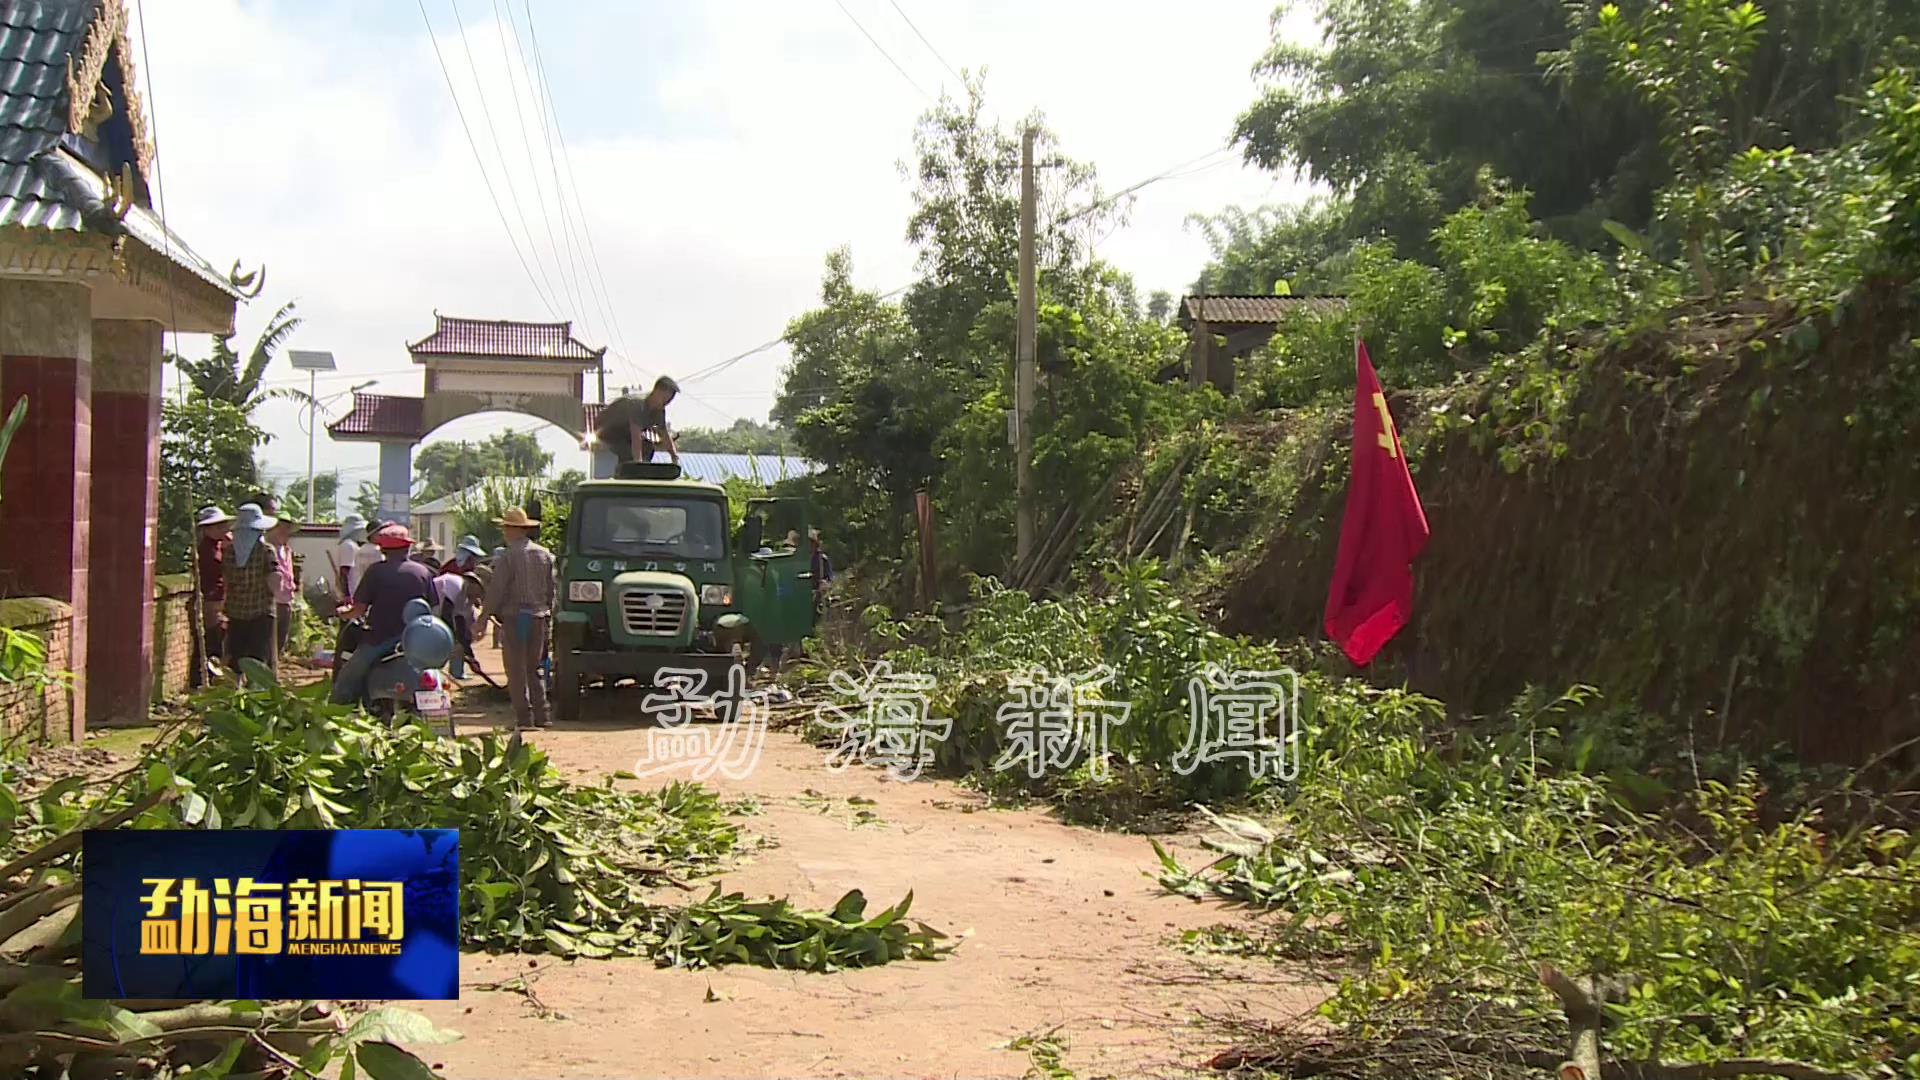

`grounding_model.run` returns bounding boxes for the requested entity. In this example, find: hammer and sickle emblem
[1371,392,1399,458]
